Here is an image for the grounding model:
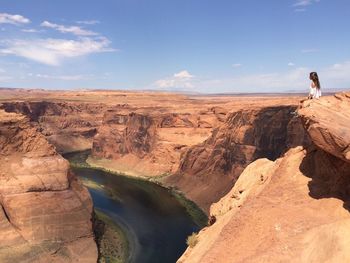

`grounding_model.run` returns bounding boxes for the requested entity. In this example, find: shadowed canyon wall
[1,101,105,153]
[166,106,310,211]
